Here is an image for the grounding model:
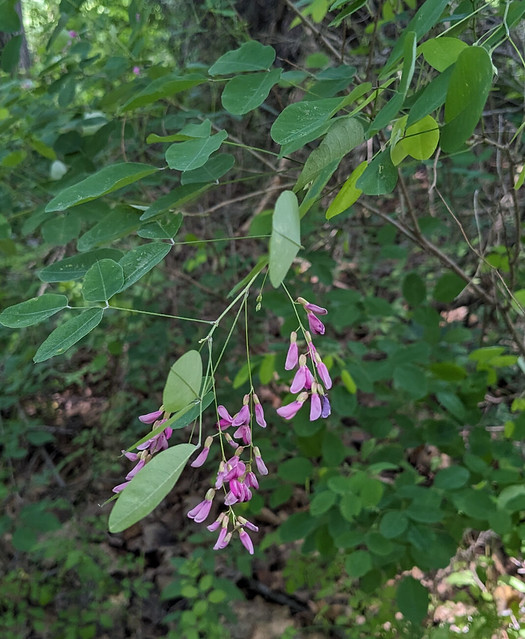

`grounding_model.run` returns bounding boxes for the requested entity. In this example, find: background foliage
[1,0,525,637]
